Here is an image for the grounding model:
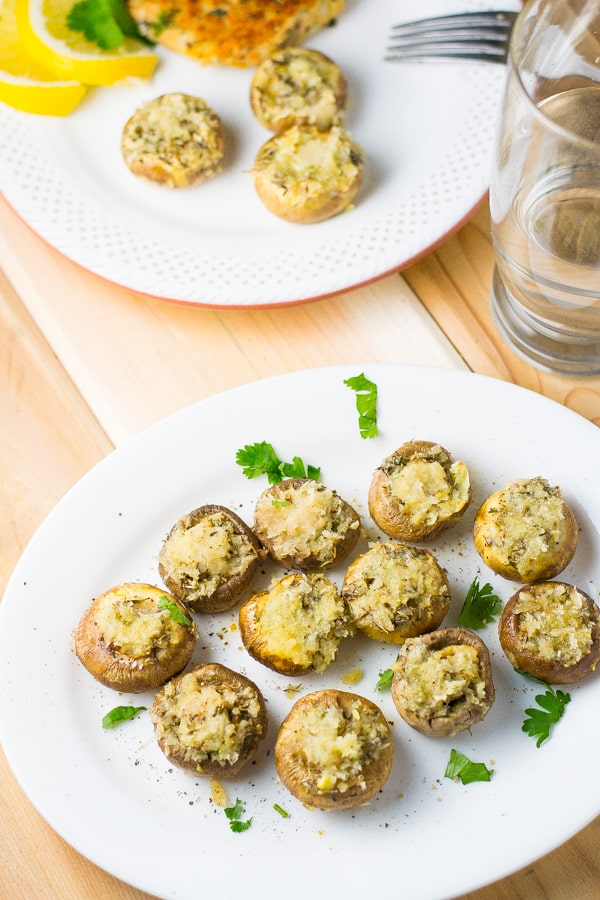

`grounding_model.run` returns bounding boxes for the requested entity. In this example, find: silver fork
[385,10,518,64]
